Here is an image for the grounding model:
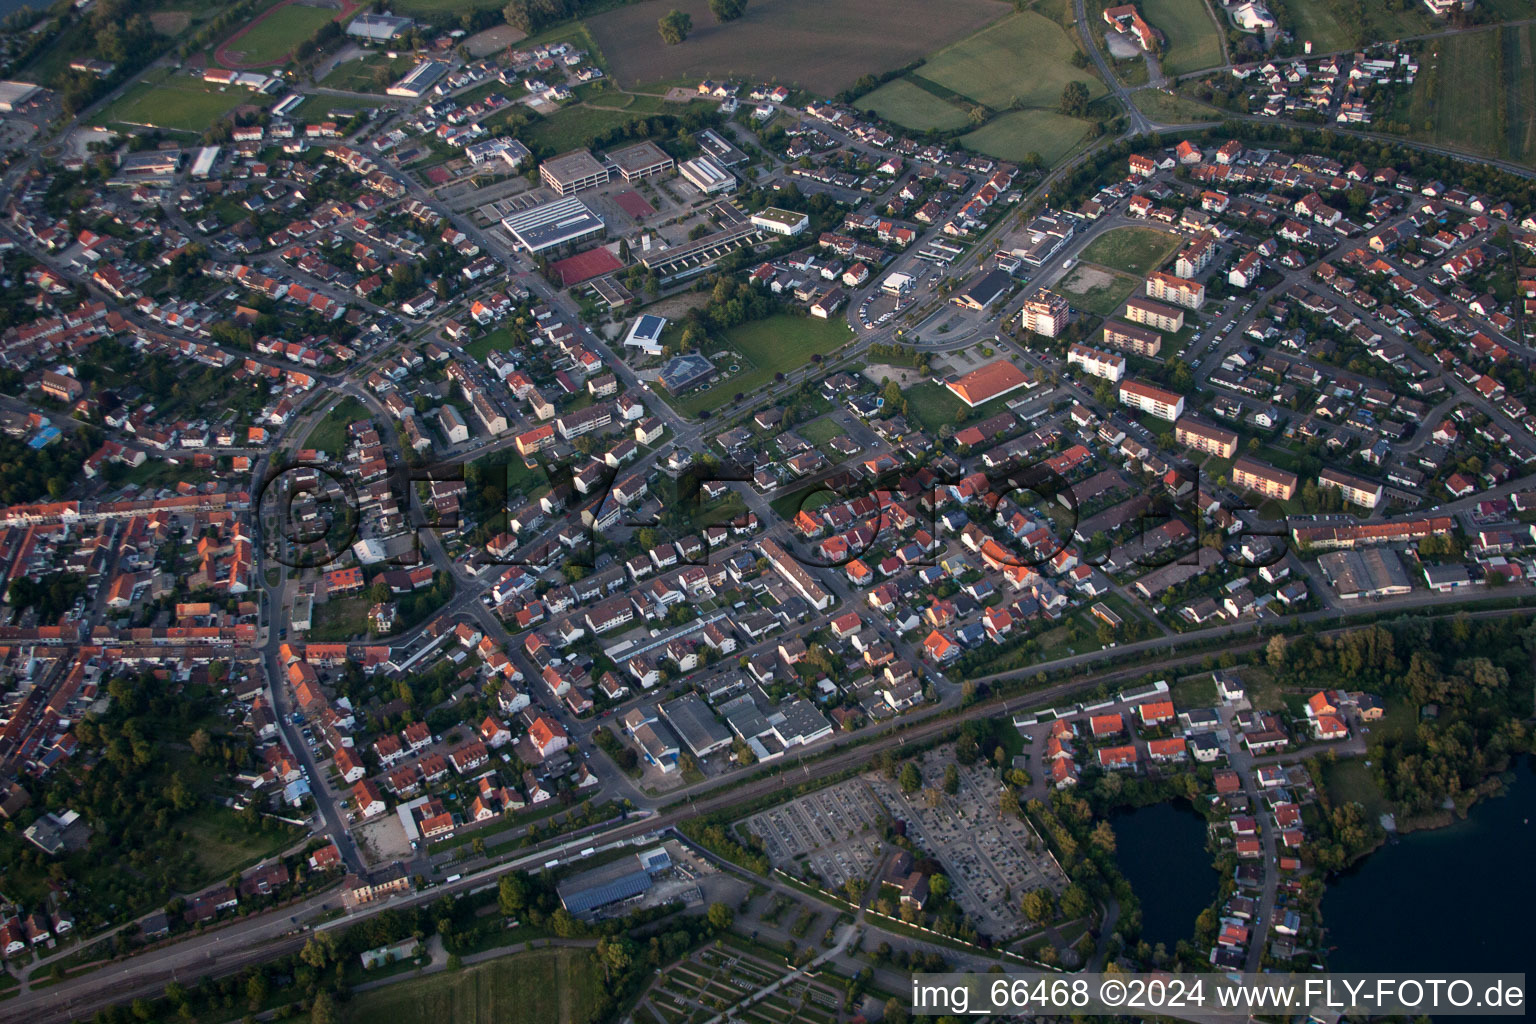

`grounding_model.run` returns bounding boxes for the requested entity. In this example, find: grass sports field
[1079,226,1181,276]
[342,948,602,1024]
[585,0,1011,94]
[95,68,273,132]
[669,314,852,418]
[918,11,1103,112]
[1140,0,1224,76]
[960,108,1089,165]
[861,78,970,131]
[1389,26,1536,167]
[221,2,336,67]
[1055,264,1140,317]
